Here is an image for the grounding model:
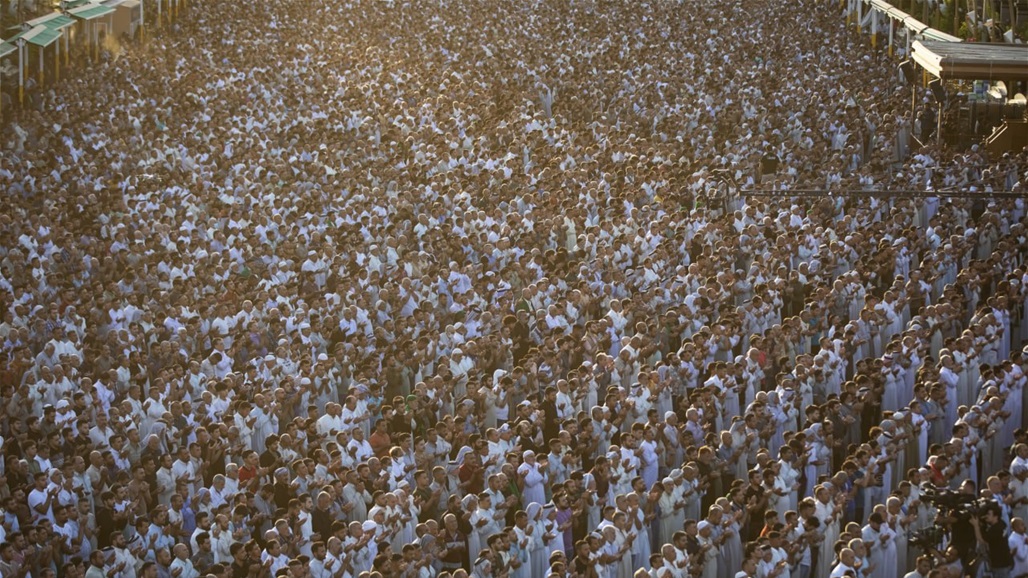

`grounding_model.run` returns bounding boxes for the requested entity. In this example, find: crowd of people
[1,0,1027,576]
